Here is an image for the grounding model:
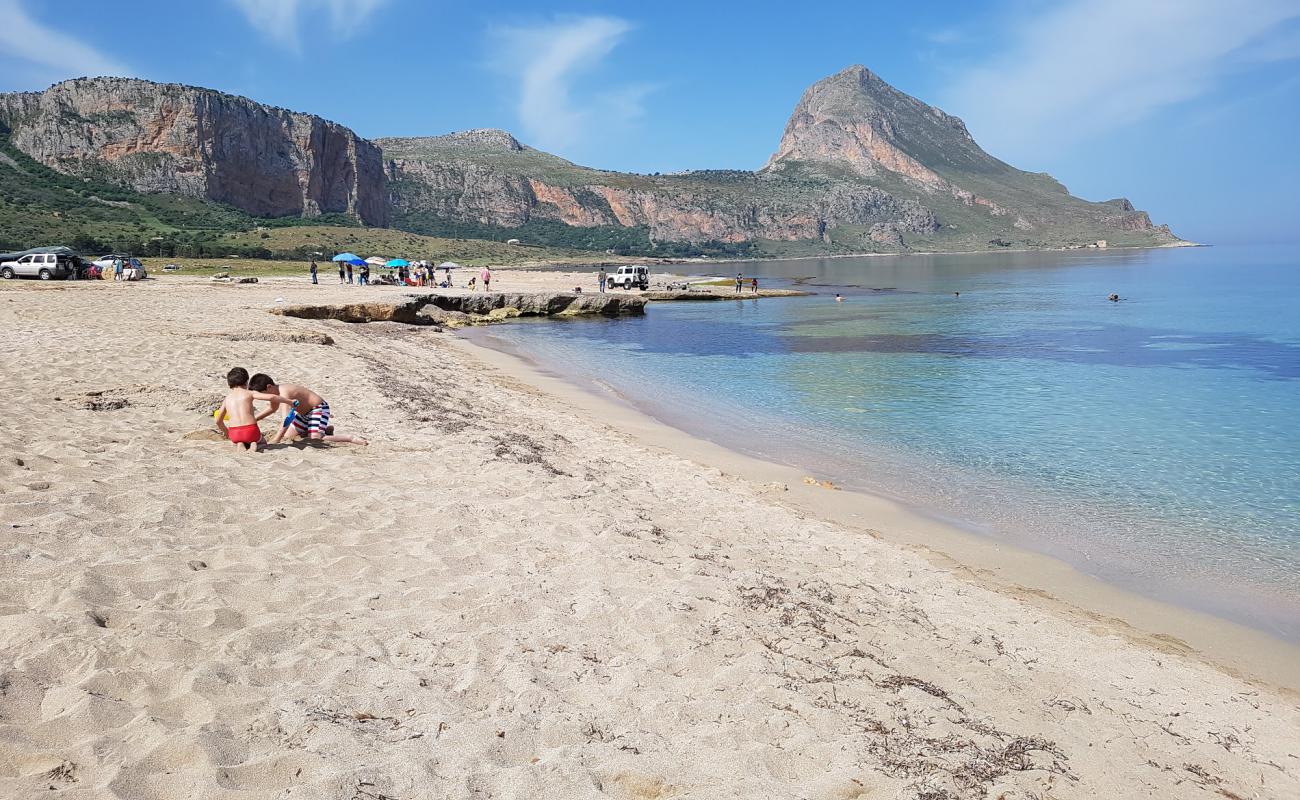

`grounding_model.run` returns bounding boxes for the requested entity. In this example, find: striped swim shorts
[292,400,331,437]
